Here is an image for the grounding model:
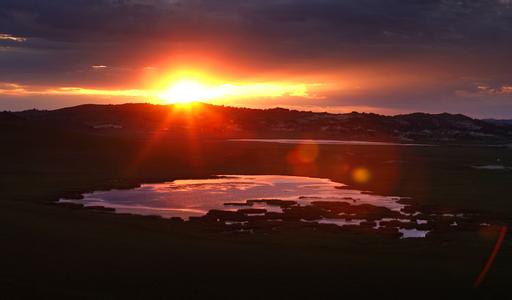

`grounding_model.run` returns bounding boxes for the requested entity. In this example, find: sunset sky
[1,0,512,118]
